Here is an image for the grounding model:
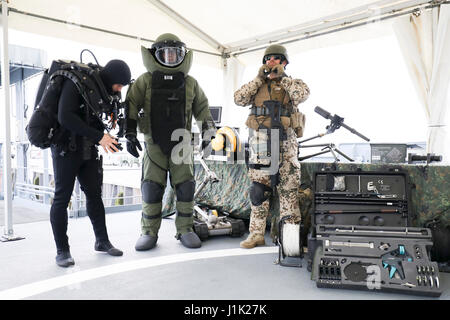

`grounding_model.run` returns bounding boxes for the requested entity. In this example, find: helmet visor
[154,46,186,67]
